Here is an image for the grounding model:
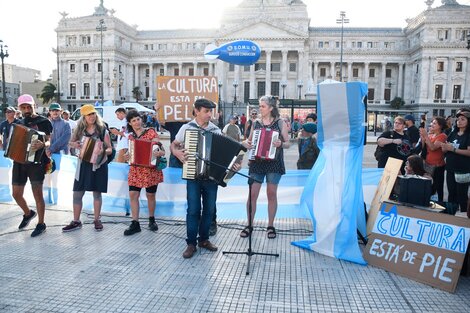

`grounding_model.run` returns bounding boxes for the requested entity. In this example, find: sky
[1,0,469,80]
